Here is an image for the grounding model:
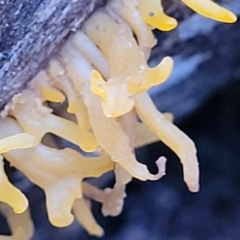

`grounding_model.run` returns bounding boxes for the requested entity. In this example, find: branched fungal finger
[0,0,237,237]
[0,157,28,214]
[181,0,237,23]
[138,0,178,31]
[73,198,104,237]
[135,93,199,192]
